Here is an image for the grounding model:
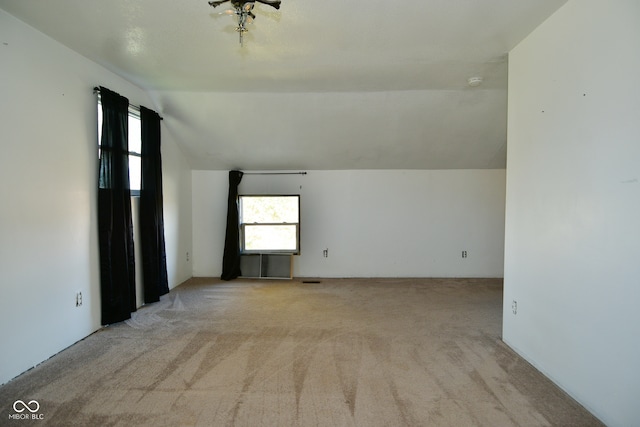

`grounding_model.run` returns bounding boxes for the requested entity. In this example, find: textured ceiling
[0,0,567,170]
